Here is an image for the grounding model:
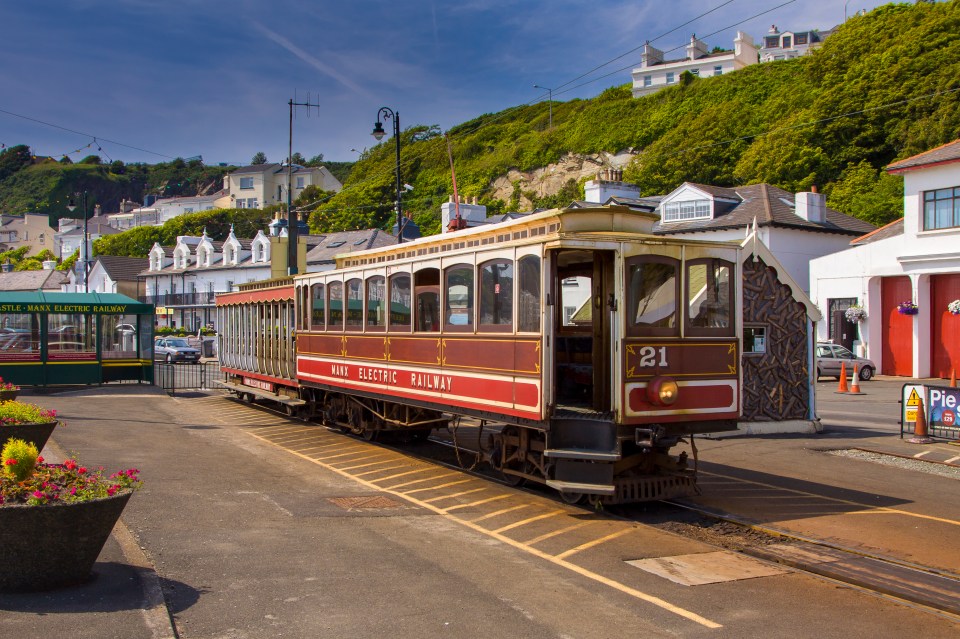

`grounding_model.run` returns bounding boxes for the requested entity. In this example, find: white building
[758,24,831,62]
[631,32,757,98]
[810,139,960,378]
[223,163,342,210]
